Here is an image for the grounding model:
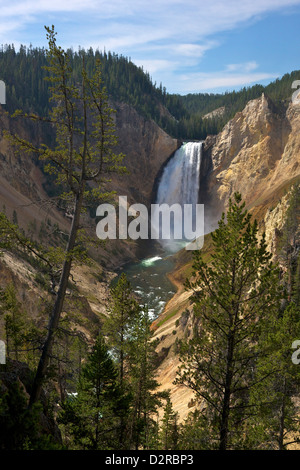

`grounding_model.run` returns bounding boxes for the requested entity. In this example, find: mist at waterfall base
[121,142,203,319]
